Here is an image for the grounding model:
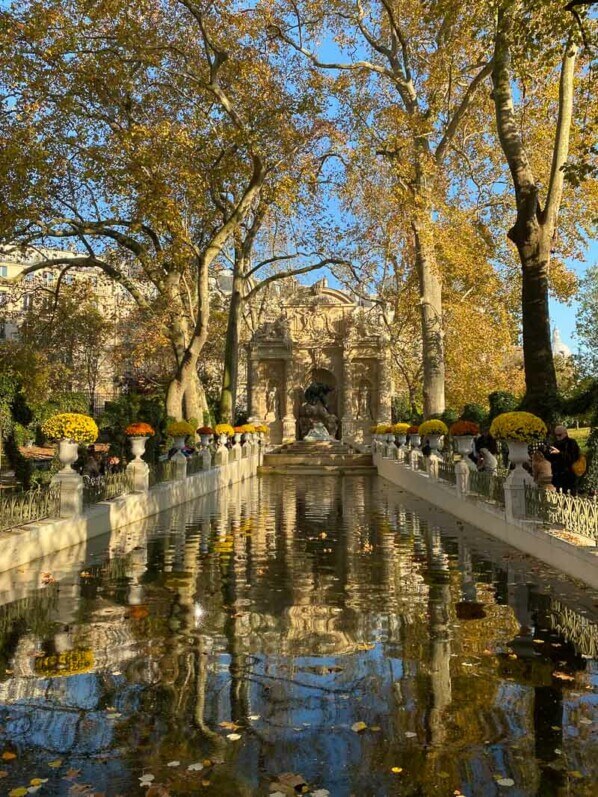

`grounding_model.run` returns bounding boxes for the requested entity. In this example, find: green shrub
[488,391,519,420]
[461,403,487,424]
